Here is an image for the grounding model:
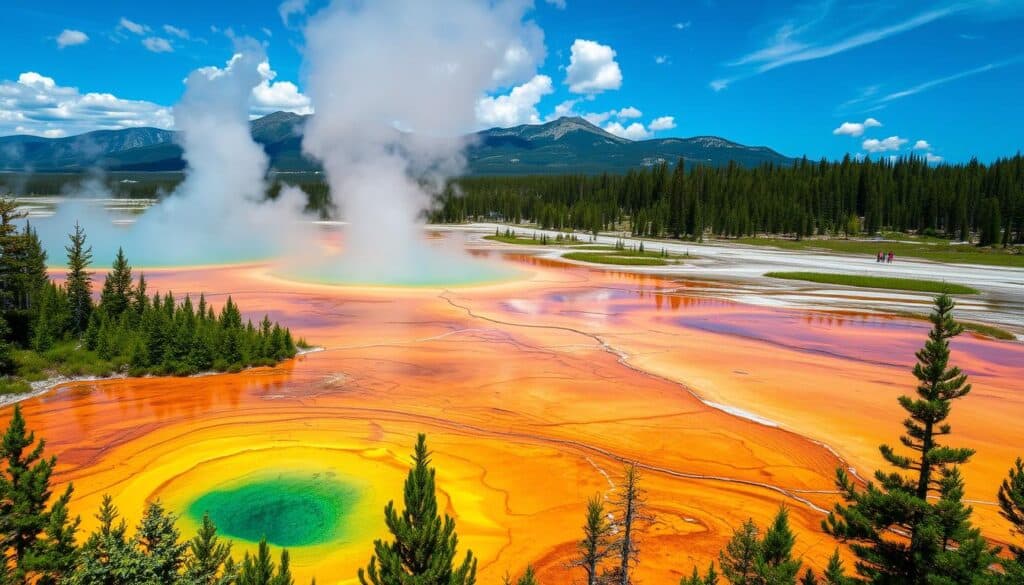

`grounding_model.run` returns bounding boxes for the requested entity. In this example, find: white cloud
[913,139,931,150]
[710,78,730,92]
[142,37,173,53]
[655,55,670,65]
[565,39,622,94]
[674,21,691,30]
[476,74,553,127]
[251,60,313,116]
[925,152,944,164]
[118,17,148,35]
[163,25,189,39]
[56,29,89,49]
[862,135,907,153]
[547,99,580,121]
[616,106,642,119]
[545,0,567,9]
[833,117,882,137]
[490,25,546,88]
[649,116,676,131]
[278,0,308,25]
[0,71,173,138]
[604,121,651,140]
[584,111,612,125]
